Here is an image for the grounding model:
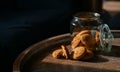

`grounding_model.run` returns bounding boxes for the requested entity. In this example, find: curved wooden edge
[13,30,120,72]
[13,33,71,72]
